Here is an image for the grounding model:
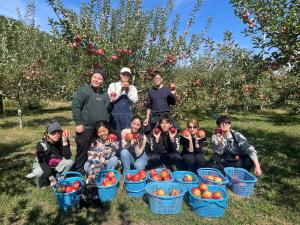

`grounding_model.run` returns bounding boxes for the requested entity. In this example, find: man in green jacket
[72,68,111,172]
